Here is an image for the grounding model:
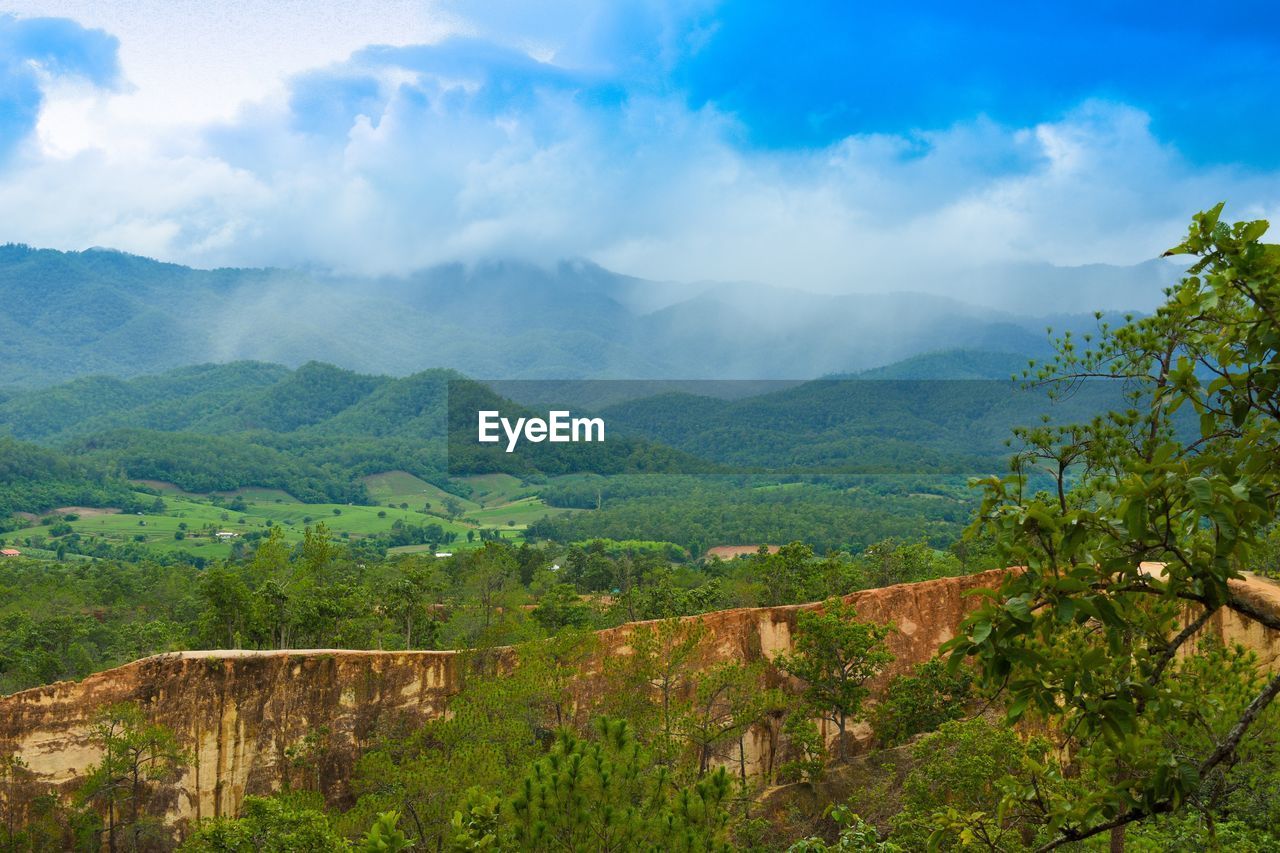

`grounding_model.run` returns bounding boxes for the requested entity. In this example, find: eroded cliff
[1,568,1277,834]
